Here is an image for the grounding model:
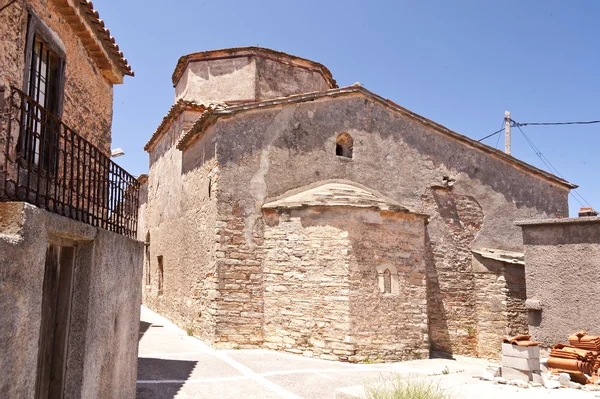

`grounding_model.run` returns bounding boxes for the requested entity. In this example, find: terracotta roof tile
[144,100,206,152]
[78,1,133,76]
